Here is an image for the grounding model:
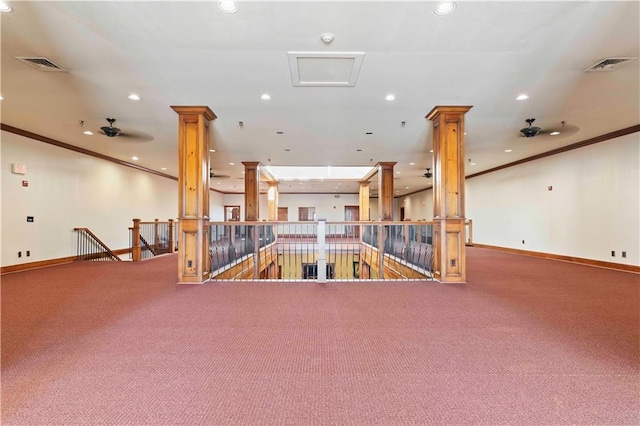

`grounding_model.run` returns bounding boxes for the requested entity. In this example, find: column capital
[171,106,217,121]
[426,105,472,121]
